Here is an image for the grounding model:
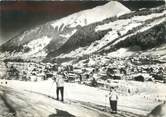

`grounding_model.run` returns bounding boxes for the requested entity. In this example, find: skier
[56,72,65,102]
[91,70,98,87]
[109,88,118,114]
